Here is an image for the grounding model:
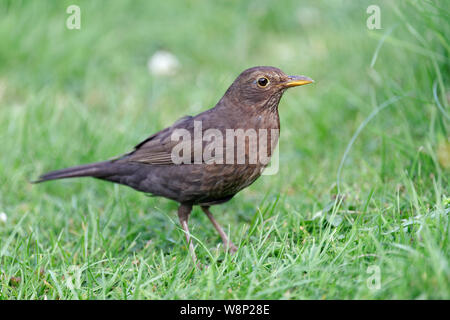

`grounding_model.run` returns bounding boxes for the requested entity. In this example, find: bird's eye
[257,77,269,87]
